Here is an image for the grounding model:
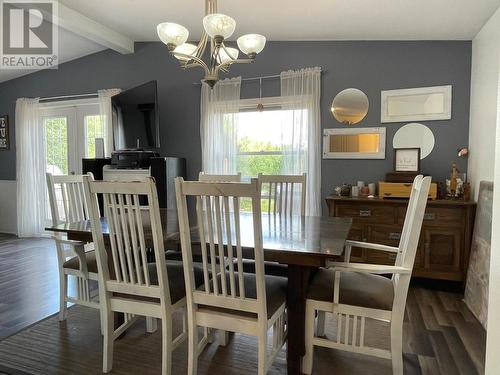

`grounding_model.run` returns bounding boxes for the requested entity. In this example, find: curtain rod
[39,92,98,102]
[192,74,281,86]
[192,70,324,86]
